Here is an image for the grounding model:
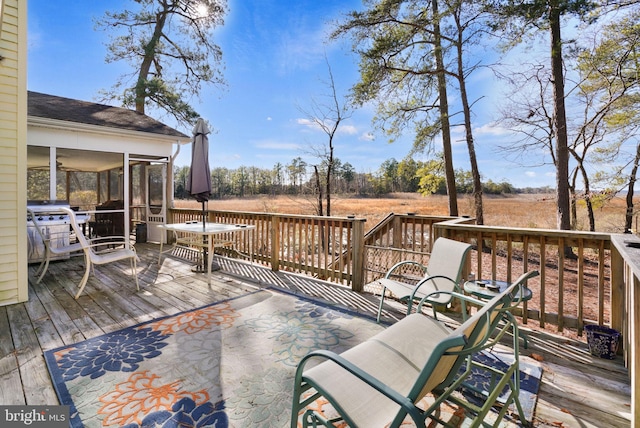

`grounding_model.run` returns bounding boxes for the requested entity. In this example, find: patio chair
[27,208,84,284]
[375,237,472,322]
[429,270,539,427]
[60,207,138,299]
[291,270,539,428]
